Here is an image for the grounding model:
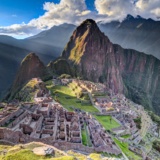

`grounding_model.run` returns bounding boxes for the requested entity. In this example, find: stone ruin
[0,101,121,155]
